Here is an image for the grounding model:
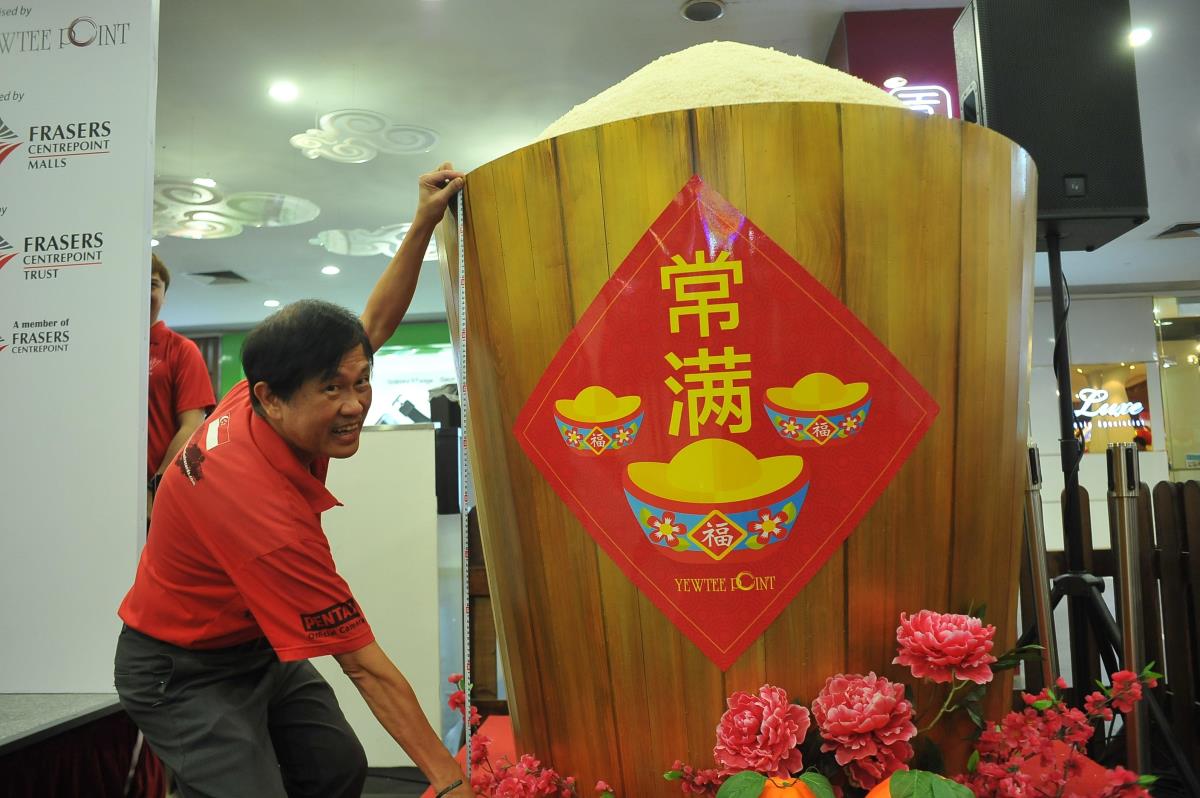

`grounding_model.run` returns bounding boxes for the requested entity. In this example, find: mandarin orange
[759,777,817,798]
